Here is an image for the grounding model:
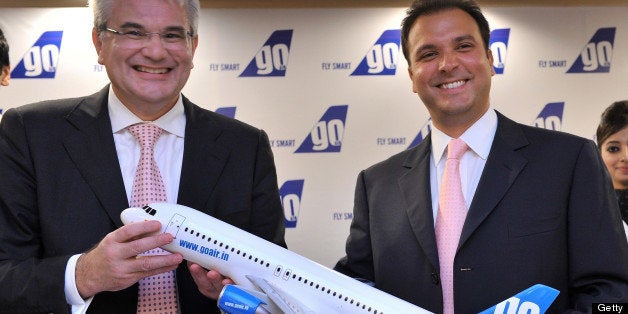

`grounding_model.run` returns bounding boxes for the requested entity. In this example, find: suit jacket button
[431,272,440,285]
